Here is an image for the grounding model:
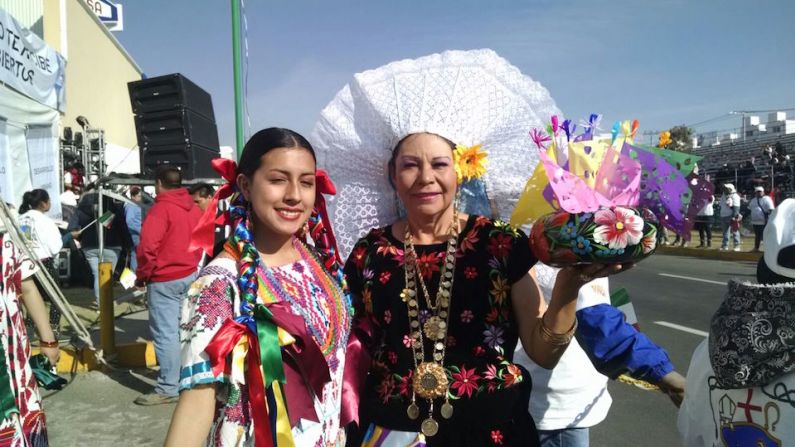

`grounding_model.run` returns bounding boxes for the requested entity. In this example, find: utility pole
[231,0,244,159]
